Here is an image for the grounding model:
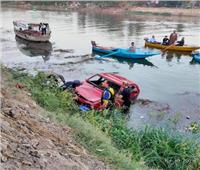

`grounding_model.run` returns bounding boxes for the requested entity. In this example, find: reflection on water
[164,51,192,63]
[15,36,52,61]
[176,23,185,32]
[114,57,155,68]
[145,46,193,63]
